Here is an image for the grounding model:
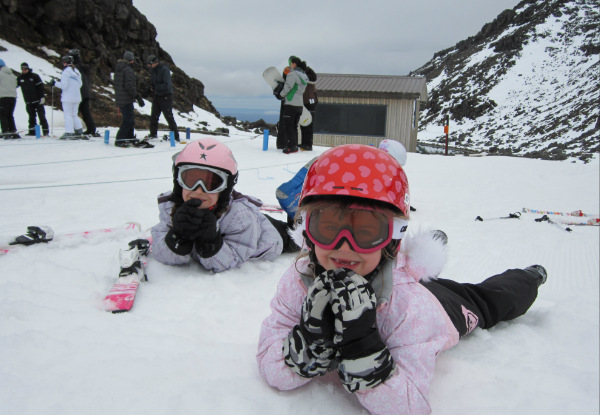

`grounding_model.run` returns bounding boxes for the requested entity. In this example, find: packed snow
[1,40,599,415]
